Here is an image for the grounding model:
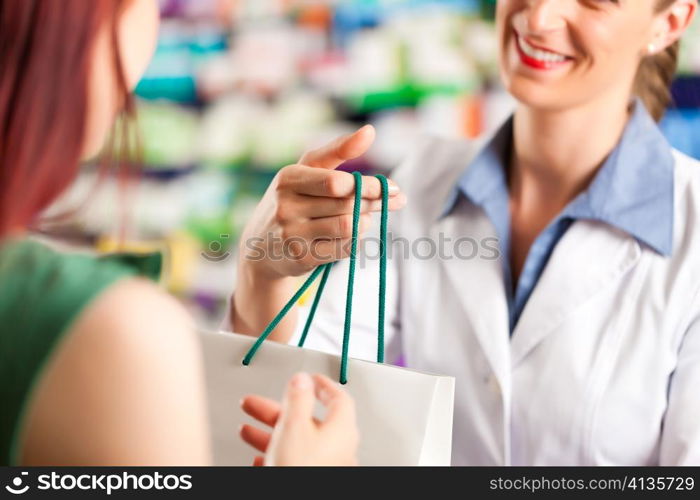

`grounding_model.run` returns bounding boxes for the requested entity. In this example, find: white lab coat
[288,135,700,466]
